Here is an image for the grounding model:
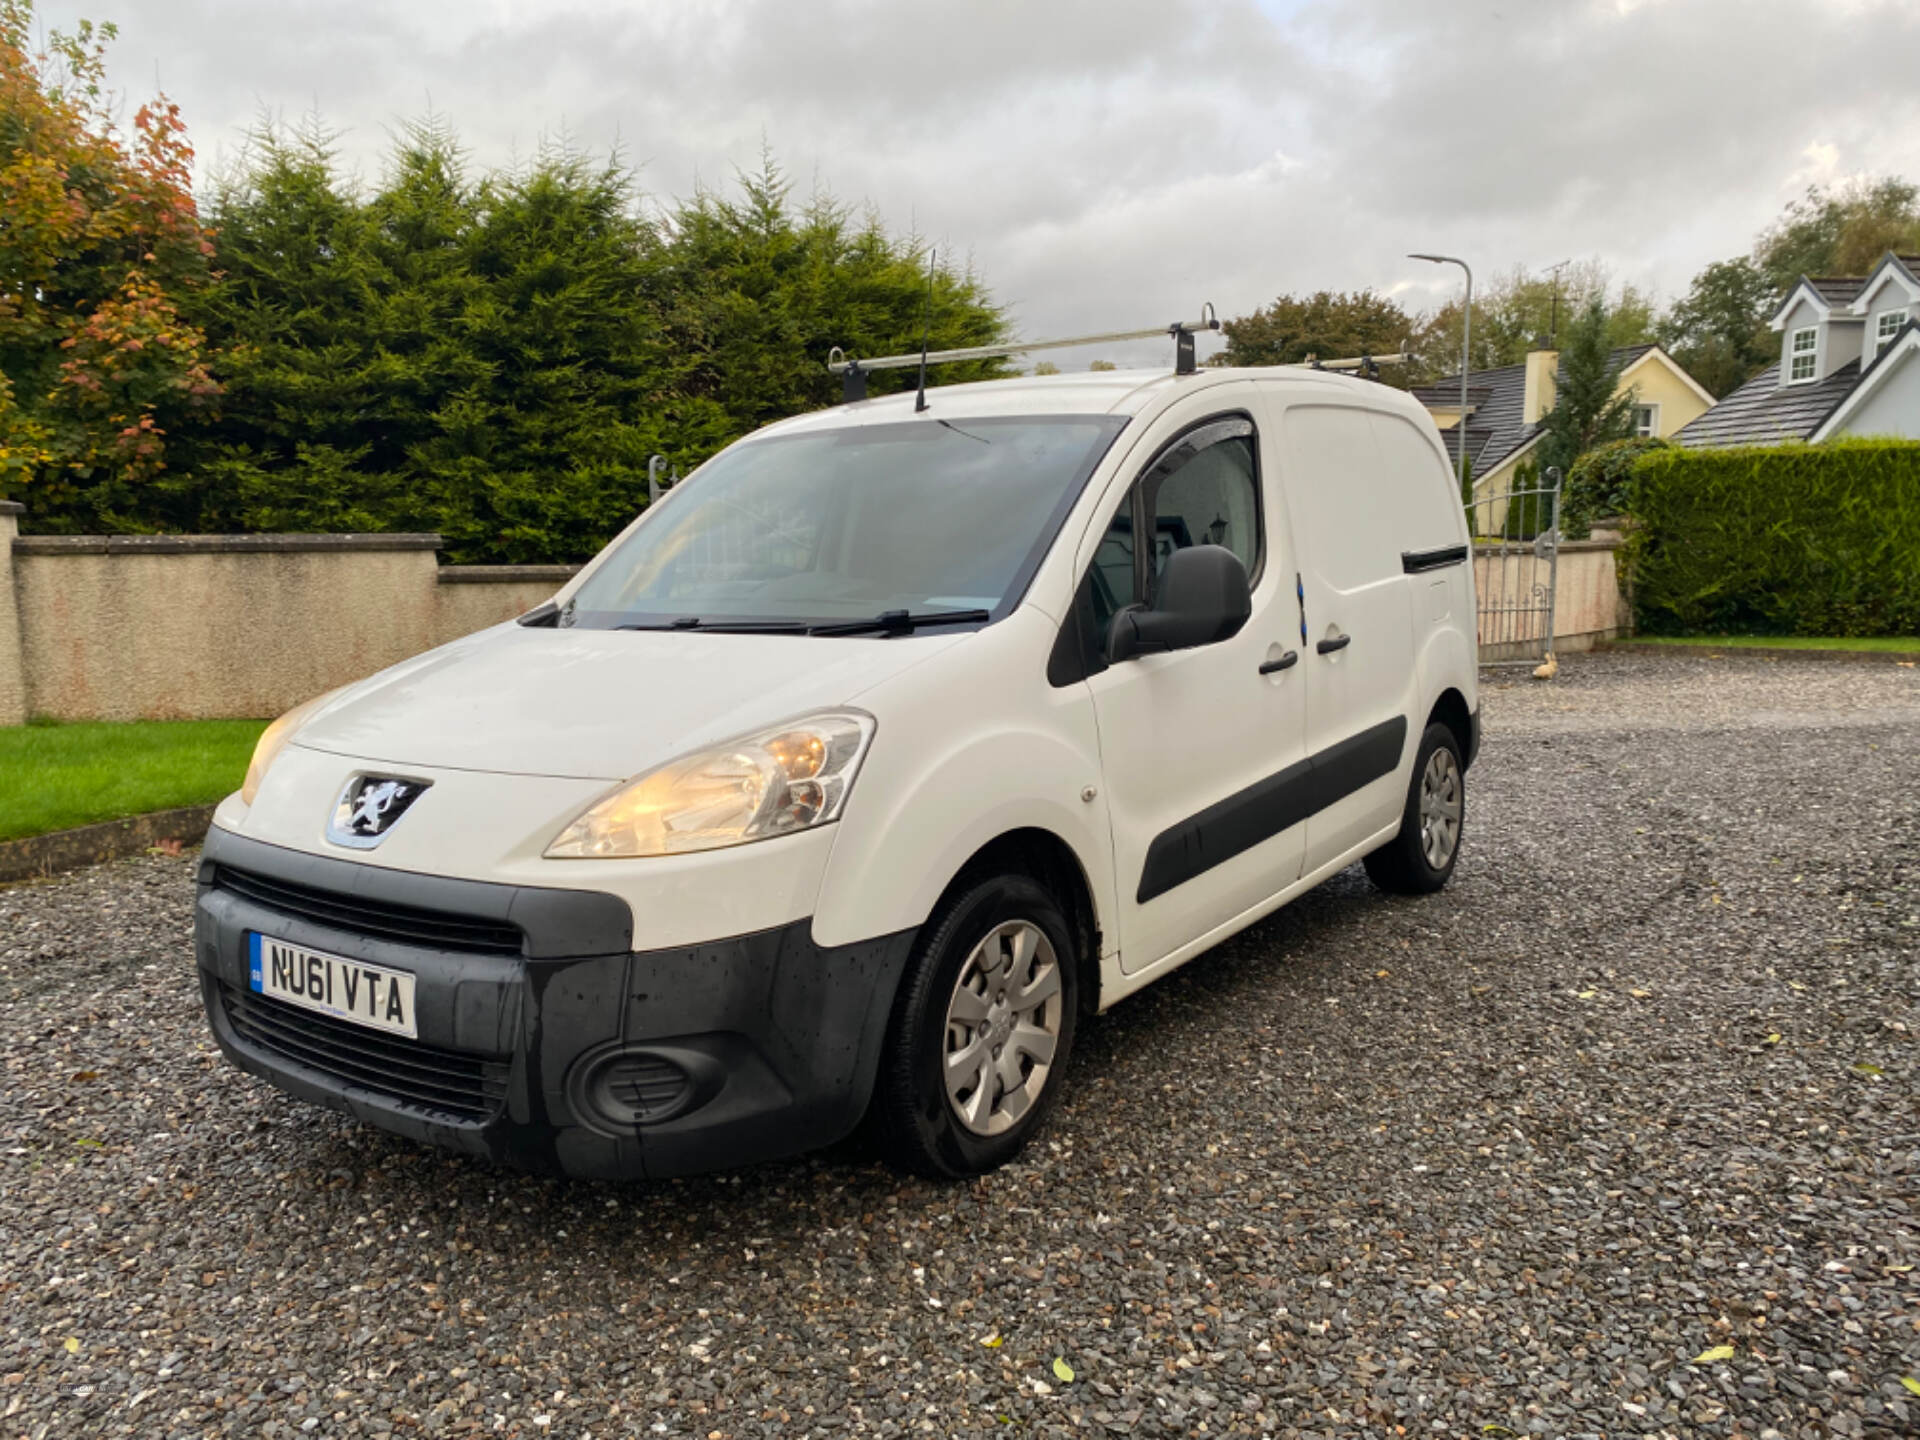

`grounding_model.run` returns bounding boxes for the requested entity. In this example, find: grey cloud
[38,0,1920,345]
